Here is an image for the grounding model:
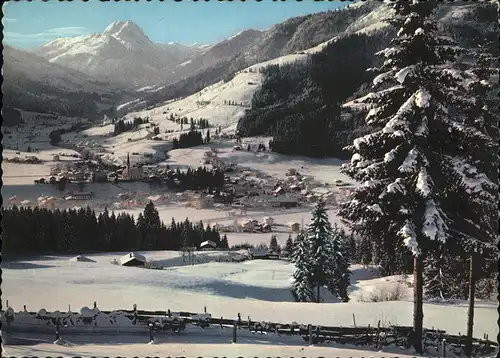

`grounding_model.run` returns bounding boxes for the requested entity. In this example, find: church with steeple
[120,152,145,181]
